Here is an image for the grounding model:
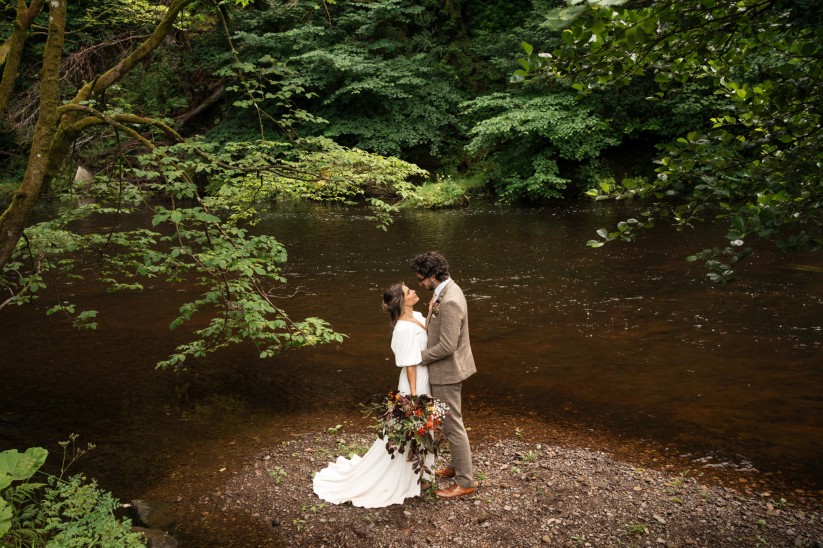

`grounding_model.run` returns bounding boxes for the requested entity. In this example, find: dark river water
[1,200,821,499]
